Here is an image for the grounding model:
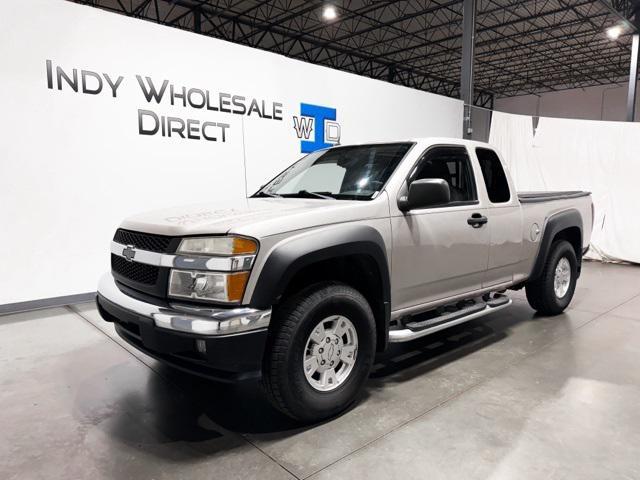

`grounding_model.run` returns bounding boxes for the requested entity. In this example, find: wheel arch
[250,224,391,351]
[529,209,583,281]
